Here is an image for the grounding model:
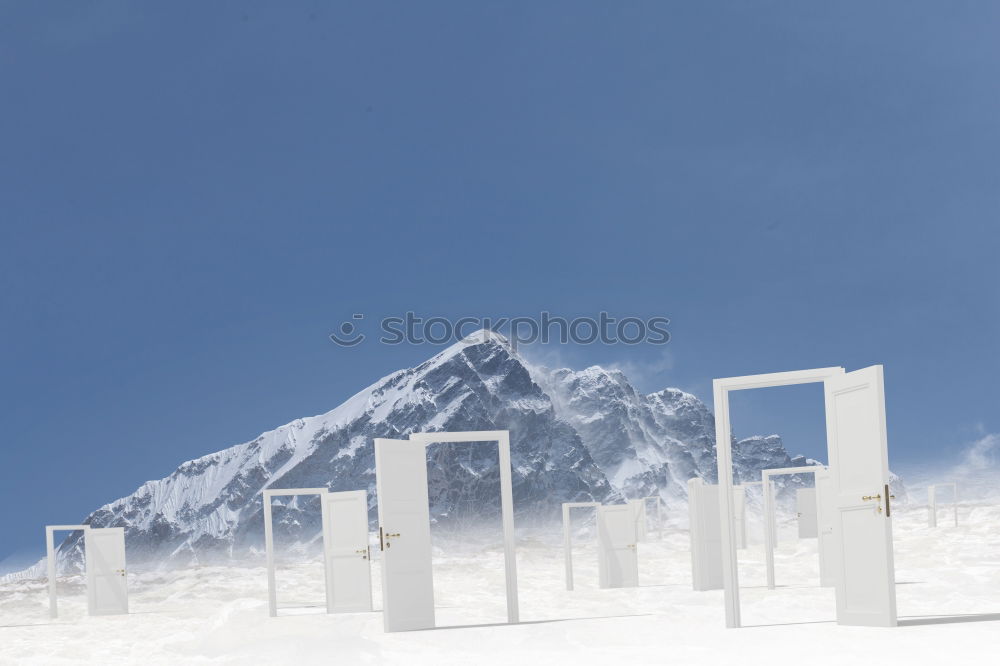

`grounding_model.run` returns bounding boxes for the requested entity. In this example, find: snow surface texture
[2,501,998,665]
[20,332,904,575]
